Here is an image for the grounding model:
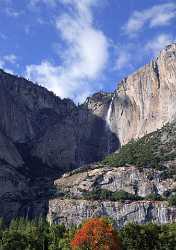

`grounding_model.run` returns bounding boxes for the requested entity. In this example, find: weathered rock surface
[47,199,176,228]
[0,70,117,169]
[0,131,23,168]
[48,159,176,228]
[0,43,176,223]
[110,43,176,144]
[0,69,118,222]
[85,44,176,145]
[54,165,176,198]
